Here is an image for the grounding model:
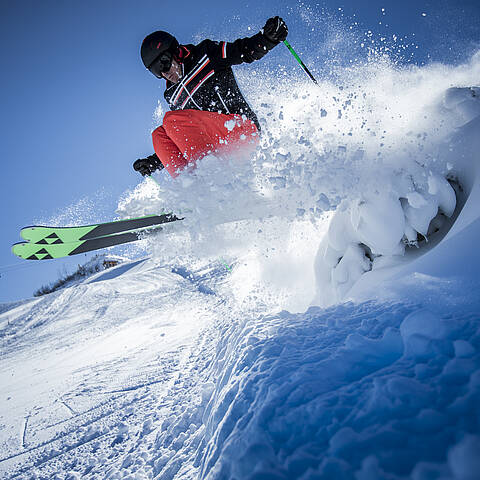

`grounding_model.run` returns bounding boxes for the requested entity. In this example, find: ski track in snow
[1,47,480,479]
[1,260,231,479]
